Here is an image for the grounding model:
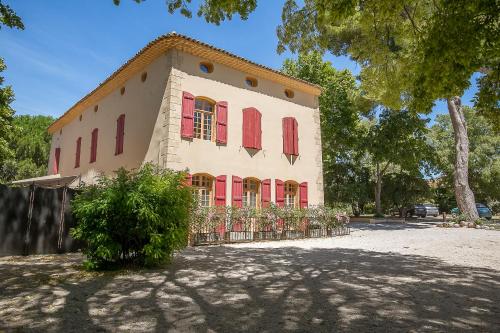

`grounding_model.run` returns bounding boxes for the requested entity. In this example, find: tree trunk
[447,97,478,221]
[374,162,382,215]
